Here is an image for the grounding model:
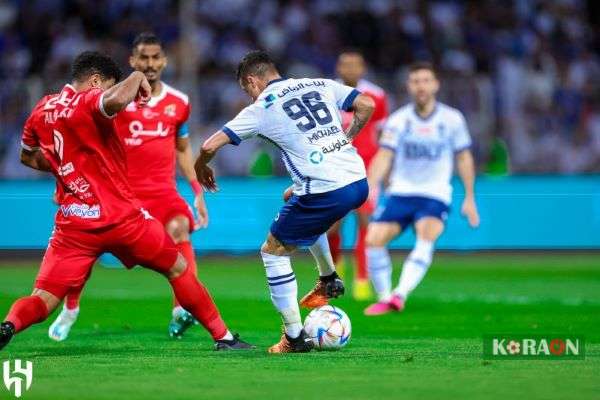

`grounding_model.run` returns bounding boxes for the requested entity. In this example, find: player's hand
[283,186,293,202]
[197,164,218,192]
[136,76,152,106]
[461,196,480,228]
[193,193,209,229]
